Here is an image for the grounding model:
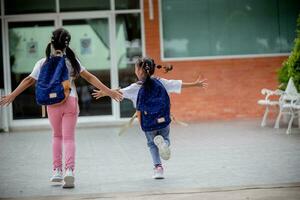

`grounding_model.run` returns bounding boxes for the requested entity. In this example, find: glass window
[60,0,110,12]
[161,0,300,58]
[8,21,54,119]
[5,0,55,15]
[63,19,112,116]
[115,0,140,10]
[278,0,300,52]
[116,14,142,118]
